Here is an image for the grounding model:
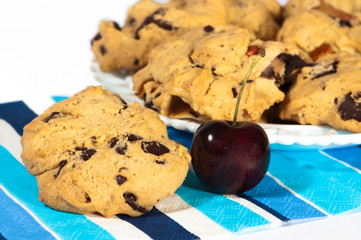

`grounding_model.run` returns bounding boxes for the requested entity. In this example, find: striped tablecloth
[1,98,361,240]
